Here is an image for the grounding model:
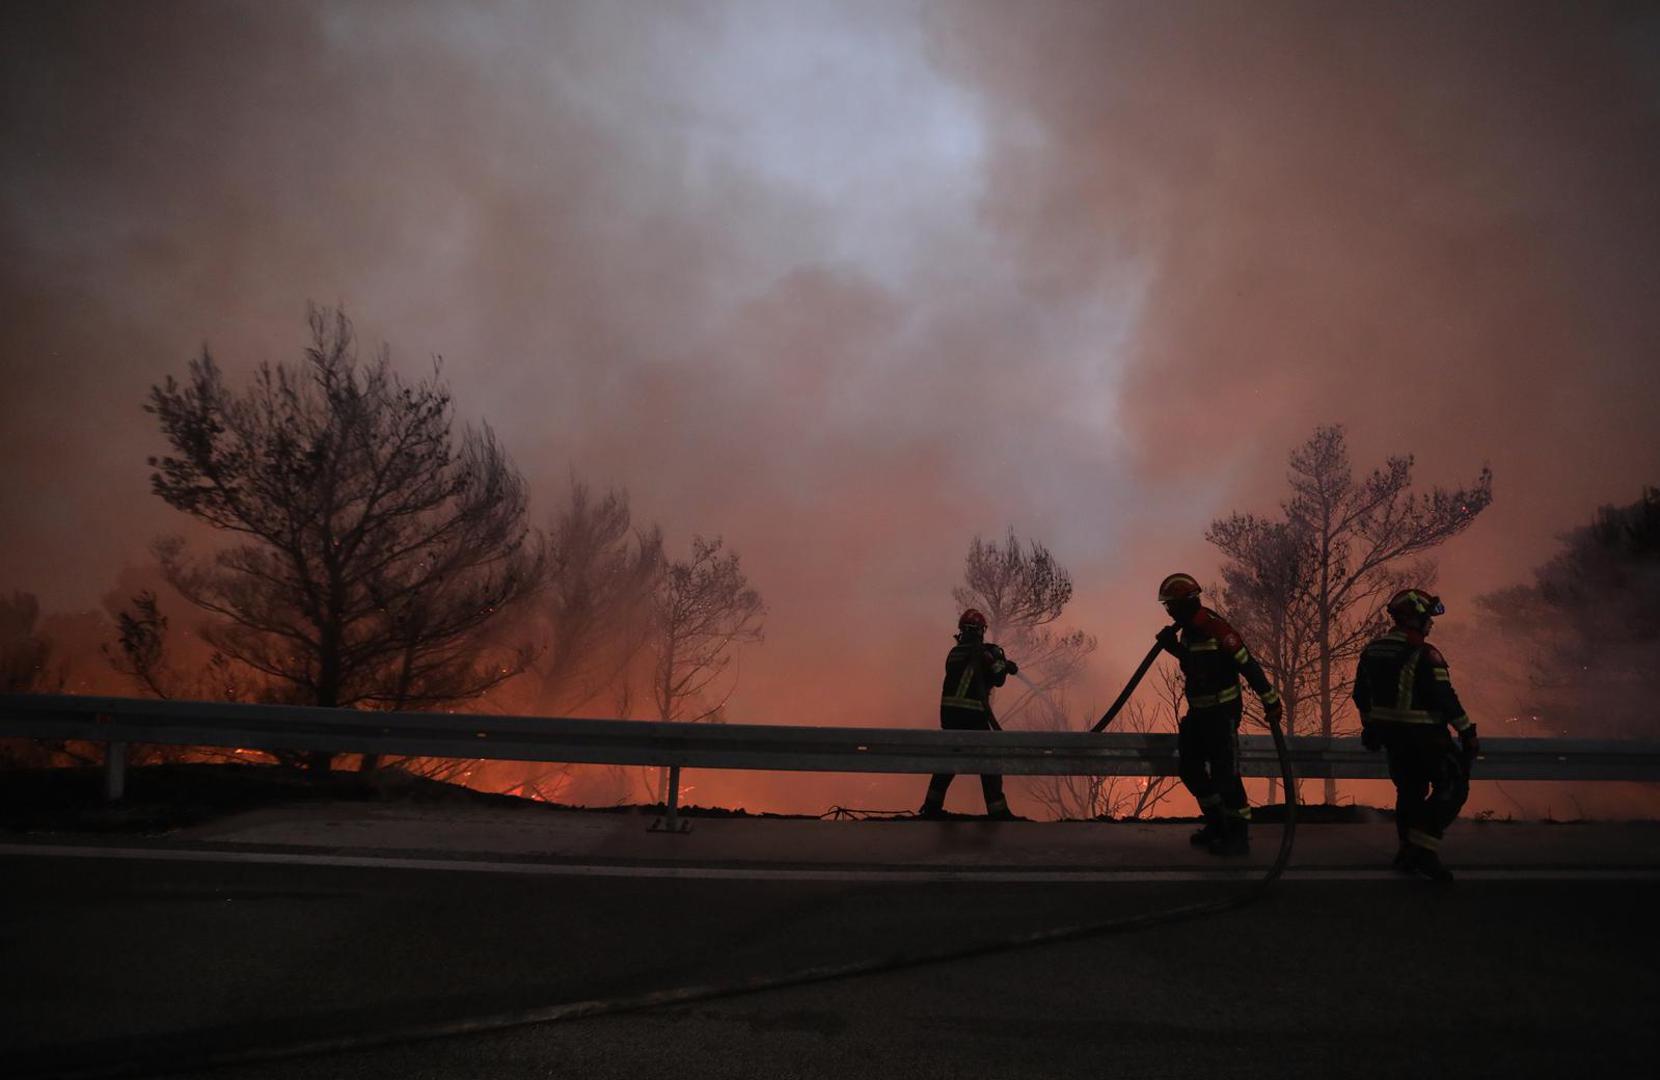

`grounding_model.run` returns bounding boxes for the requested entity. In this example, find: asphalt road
[6,851,1658,1080]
